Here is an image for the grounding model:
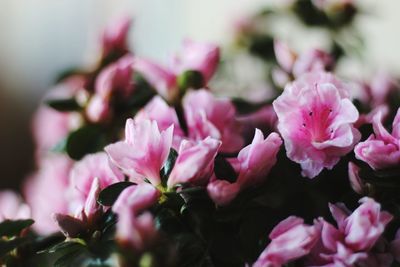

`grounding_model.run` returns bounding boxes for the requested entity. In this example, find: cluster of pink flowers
[2,9,400,267]
[254,197,396,267]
